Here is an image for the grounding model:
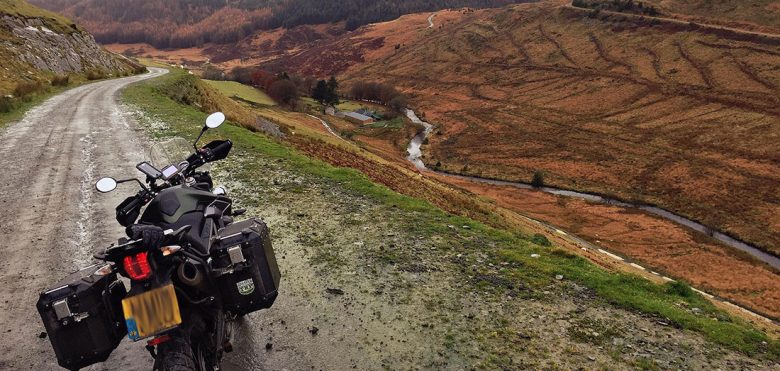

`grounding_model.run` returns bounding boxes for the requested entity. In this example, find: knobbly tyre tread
[154,334,197,371]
